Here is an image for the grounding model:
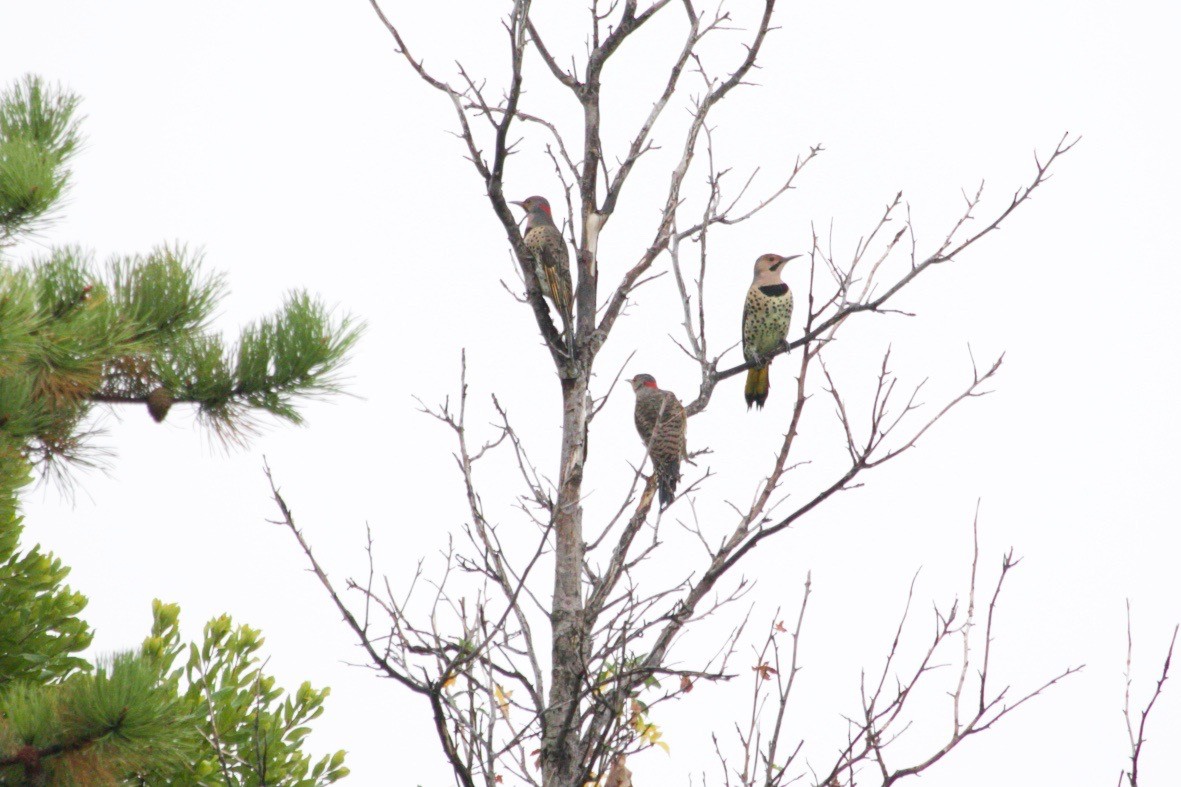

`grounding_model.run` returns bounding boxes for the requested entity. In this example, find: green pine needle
[0,75,81,247]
